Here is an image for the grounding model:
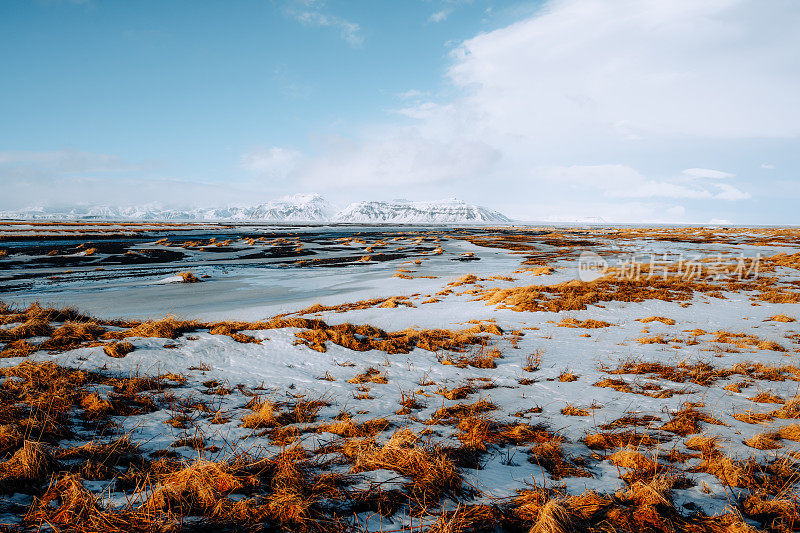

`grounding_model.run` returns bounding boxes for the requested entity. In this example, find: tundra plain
[1,223,799,532]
